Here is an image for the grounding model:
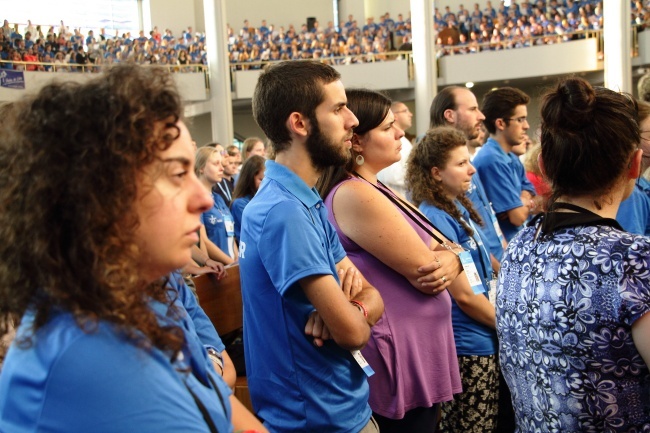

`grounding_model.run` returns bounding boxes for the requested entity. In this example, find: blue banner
[0,70,25,89]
